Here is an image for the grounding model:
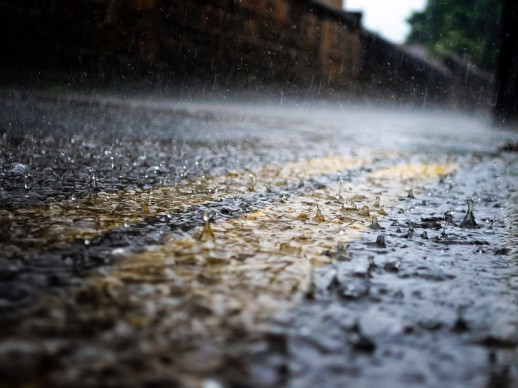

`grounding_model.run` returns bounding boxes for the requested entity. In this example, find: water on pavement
[0,91,517,387]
